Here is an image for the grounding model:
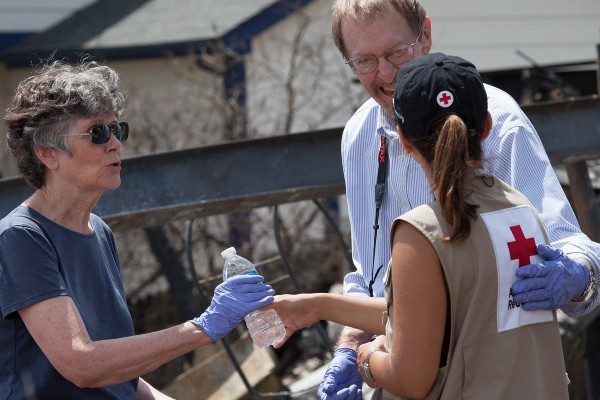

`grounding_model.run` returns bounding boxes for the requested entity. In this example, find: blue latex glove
[318,348,363,400]
[511,243,589,310]
[191,274,275,341]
